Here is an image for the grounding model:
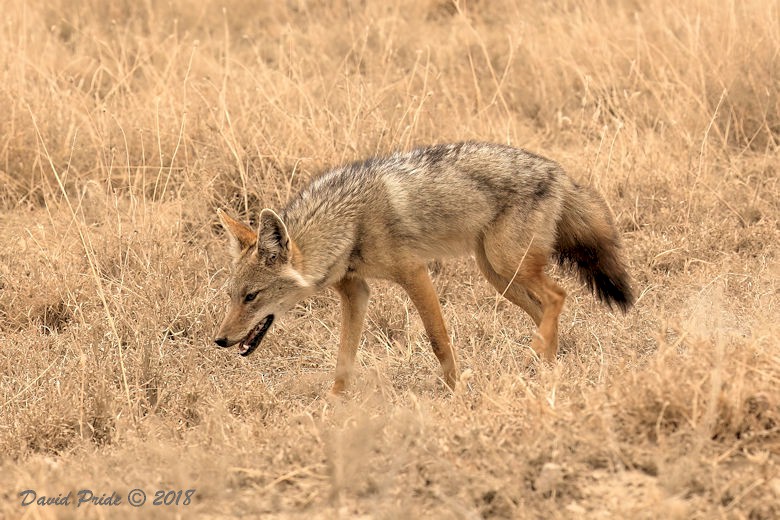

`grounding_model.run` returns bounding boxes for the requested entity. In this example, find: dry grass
[1,0,778,517]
